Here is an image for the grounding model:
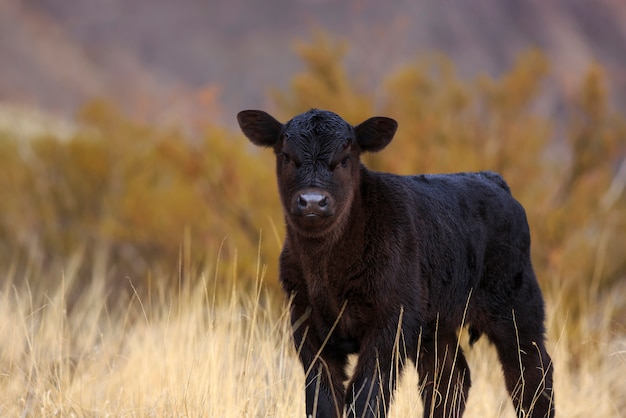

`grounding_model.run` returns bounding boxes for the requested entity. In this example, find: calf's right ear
[237,110,283,147]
